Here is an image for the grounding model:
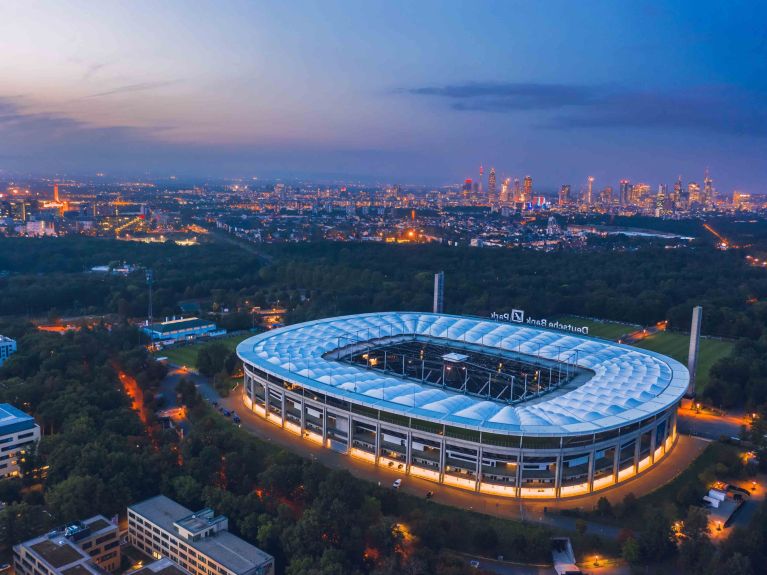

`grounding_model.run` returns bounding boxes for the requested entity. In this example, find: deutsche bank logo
[511,309,525,323]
